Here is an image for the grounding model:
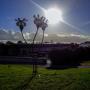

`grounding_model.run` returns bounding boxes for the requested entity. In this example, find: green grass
[0,65,90,90]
